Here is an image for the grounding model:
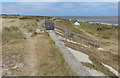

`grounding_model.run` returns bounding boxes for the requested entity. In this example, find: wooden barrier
[55,25,100,47]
